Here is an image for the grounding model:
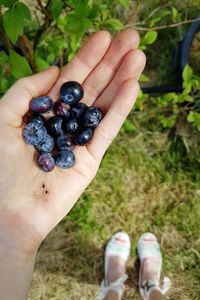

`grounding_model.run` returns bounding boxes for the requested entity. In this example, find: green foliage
[49,0,63,19]
[0,0,133,90]
[187,111,200,131]
[104,18,123,30]
[140,31,158,50]
[0,0,17,7]
[121,119,135,133]
[0,0,199,162]
[2,2,31,43]
[9,50,32,78]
